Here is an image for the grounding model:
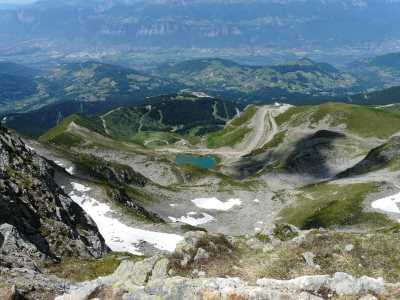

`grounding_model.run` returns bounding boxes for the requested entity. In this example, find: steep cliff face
[0,125,109,269]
